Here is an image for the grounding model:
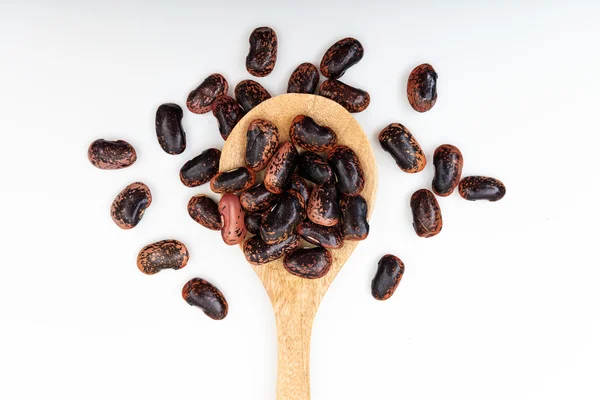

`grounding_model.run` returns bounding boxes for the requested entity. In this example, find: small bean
[212,95,245,141]
[110,182,152,229]
[407,63,438,113]
[458,176,506,202]
[182,278,228,320]
[187,73,229,114]
[288,174,311,205]
[187,194,222,231]
[261,190,305,245]
[297,151,334,184]
[210,167,256,193]
[88,139,137,170]
[340,194,369,240]
[243,234,300,265]
[307,183,340,227]
[283,247,332,279]
[287,62,319,94]
[179,148,221,187]
[290,115,337,152]
[240,183,279,212]
[155,103,186,155]
[218,194,247,245]
[410,189,442,238]
[371,254,404,301]
[378,123,426,173]
[328,145,365,196]
[432,144,463,196]
[245,211,266,235]
[319,79,370,113]
[264,142,298,194]
[246,27,277,77]
[297,220,343,249]
[137,240,189,275]
[245,119,279,172]
[320,37,364,79]
[235,80,271,112]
